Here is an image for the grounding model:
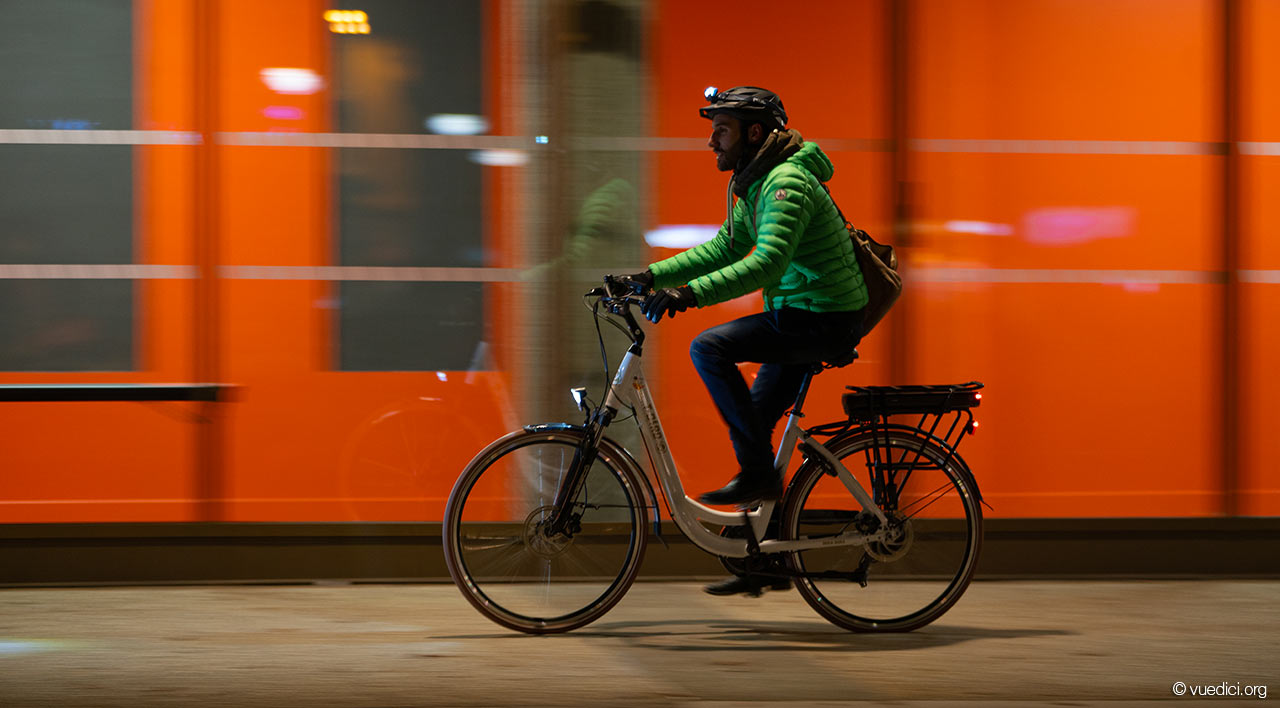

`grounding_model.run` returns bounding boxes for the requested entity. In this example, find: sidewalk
[1,580,1276,706]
